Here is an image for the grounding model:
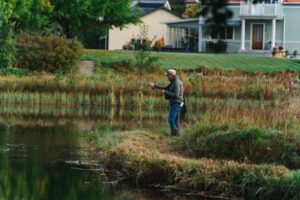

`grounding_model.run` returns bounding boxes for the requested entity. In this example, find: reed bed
[195,98,299,131]
[0,91,297,133]
[0,92,114,106]
[194,75,289,100]
[0,70,298,105]
[0,86,295,109]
